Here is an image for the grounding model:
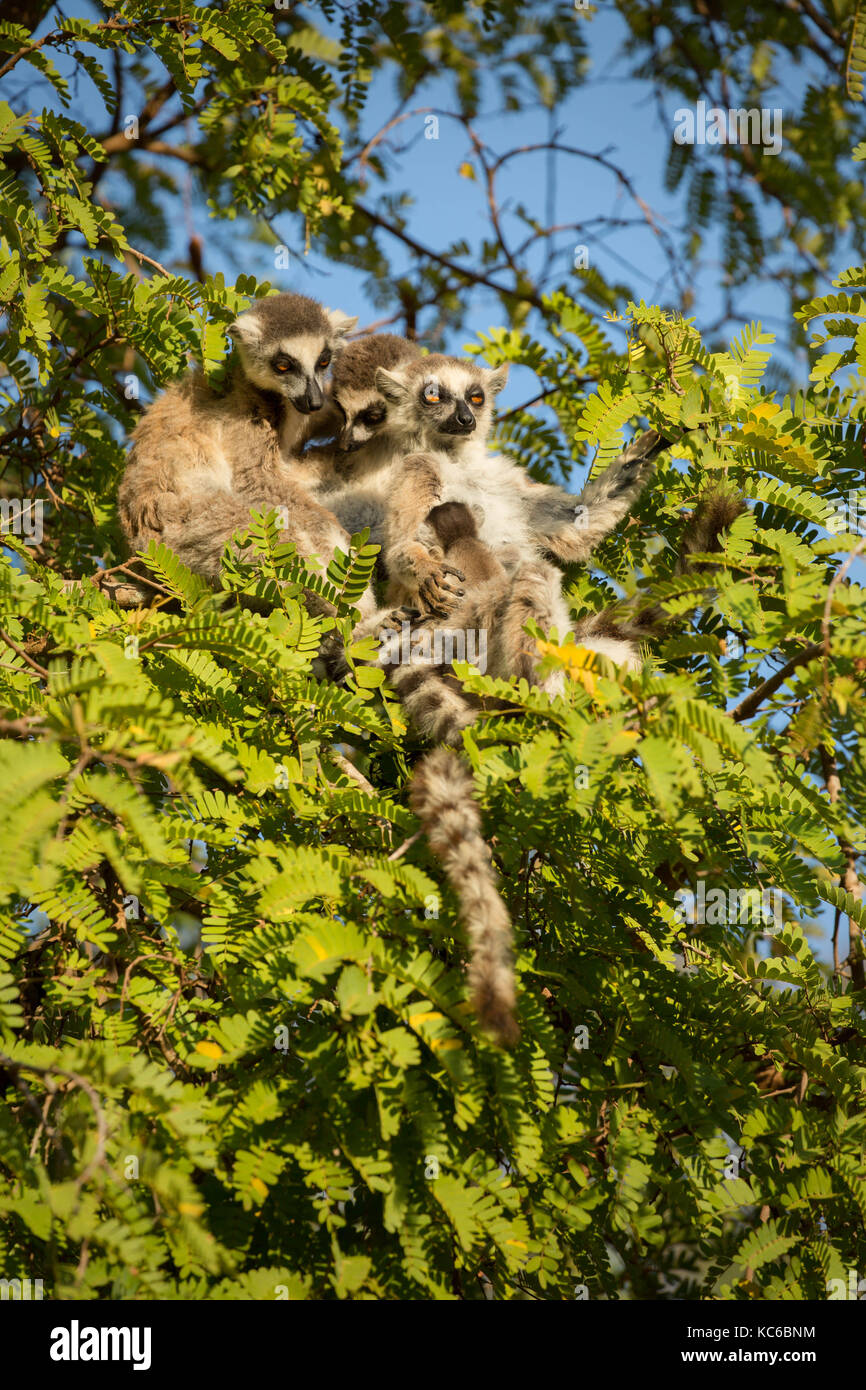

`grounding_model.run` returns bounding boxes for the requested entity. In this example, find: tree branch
[731,643,823,723]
